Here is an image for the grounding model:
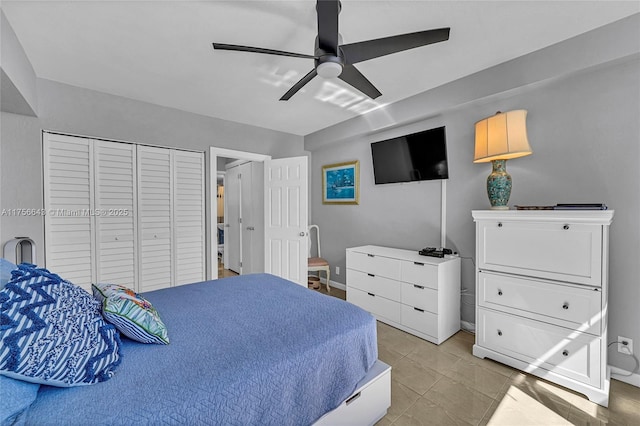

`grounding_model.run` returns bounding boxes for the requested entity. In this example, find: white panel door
[94,140,137,289]
[240,162,254,273]
[137,146,173,292]
[225,164,241,274]
[264,156,308,286]
[247,161,264,274]
[173,150,205,285]
[43,133,95,290]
